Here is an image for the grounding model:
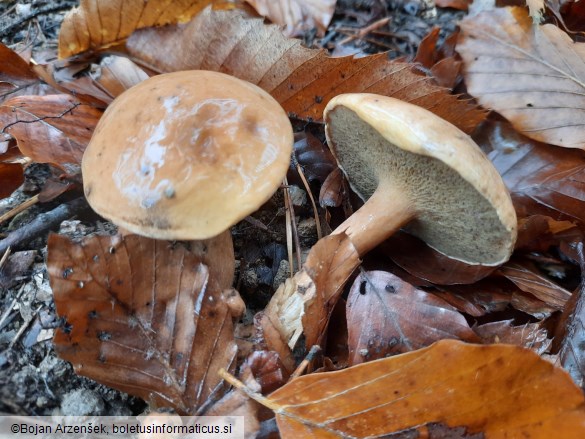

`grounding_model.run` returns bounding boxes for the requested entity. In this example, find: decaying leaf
[126,7,486,131]
[245,0,336,37]
[58,0,215,58]
[268,340,585,437]
[0,95,101,166]
[346,271,478,365]
[263,233,359,351]
[458,7,585,149]
[48,233,238,414]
